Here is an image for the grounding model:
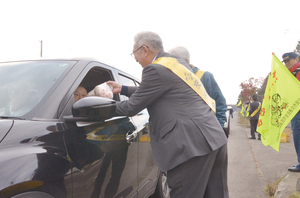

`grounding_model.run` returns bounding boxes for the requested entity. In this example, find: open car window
[75,66,118,101]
